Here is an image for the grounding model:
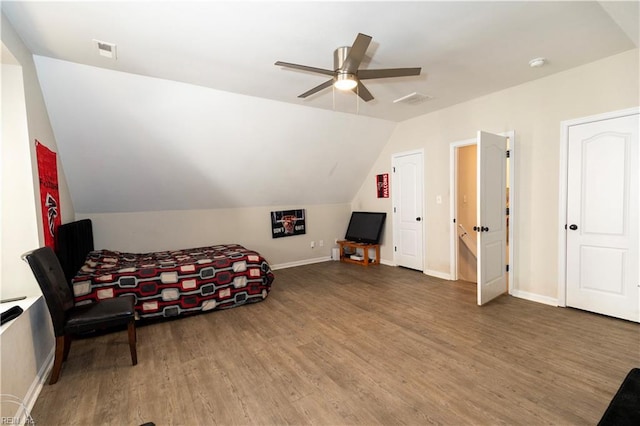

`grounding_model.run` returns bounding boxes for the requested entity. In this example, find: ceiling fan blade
[275,61,335,77]
[352,81,374,102]
[341,33,372,74]
[358,68,422,80]
[298,79,335,98]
